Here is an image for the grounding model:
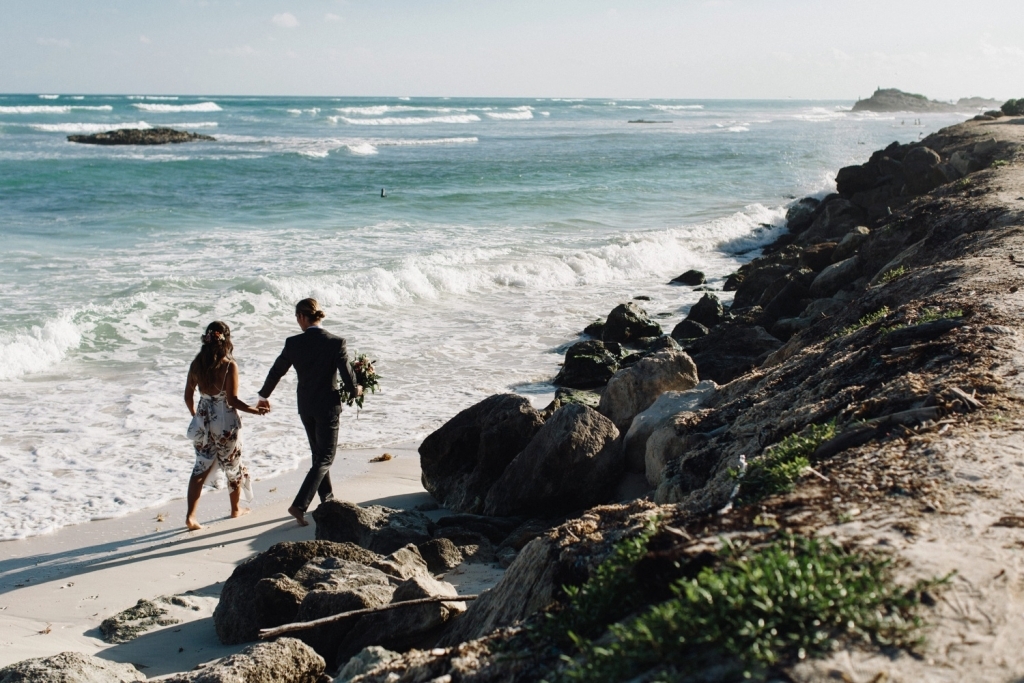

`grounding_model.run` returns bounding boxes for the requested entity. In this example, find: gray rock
[831,226,870,263]
[731,261,794,308]
[313,502,434,555]
[293,583,395,669]
[598,349,700,433]
[809,256,861,298]
[974,138,998,155]
[903,146,942,194]
[601,302,662,343]
[688,323,783,385]
[215,541,380,645]
[336,575,464,665]
[670,319,709,342]
[293,556,393,592]
[335,646,399,682]
[623,381,717,472]
[785,197,820,233]
[496,546,519,568]
[797,198,864,245]
[418,393,546,513]
[163,638,324,683]
[483,404,621,517]
[670,269,706,286]
[0,652,145,683]
[553,340,628,389]
[100,598,179,644]
[684,293,725,329]
[417,538,463,573]
[371,545,431,581]
[949,150,980,176]
[67,128,215,146]
[769,315,814,342]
